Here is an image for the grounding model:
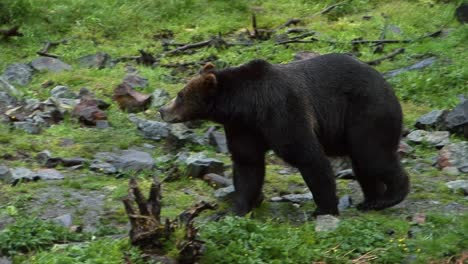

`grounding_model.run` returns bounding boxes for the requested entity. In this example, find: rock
[1,63,33,86]
[384,57,437,78]
[293,51,320,61]
[184,152,224,178]
[129,115,170,140]
[328,156,352,175]
[446,180,468,195]
[437,142,468,173]
[415,110,448,130]
[113,83,151,113]
[270,192,313,203]
[72,96,107,126]
[315,215,340,232]
[206,127,228,153]
[95,120,110,129]
[78,52,113,69]
[10,167,37,183]
[155,154,173,164]
[202,173,232,188]
[0,256,12,264]
[335,169,355,180]
[13,121,41,134]
[53,214,73,227]
[0,165,12,182]
[214,185,235,200]
[169,123,205,146]
[50,85,78,99]
[91,150,155,174]
[151,89,170,108]
[442,166,460,176]
[338,195,352,211]
[444,98,467,138]
[0,91,16,108]
[35,169,65,180]
[0,77,22,96]
[406,130,450,147]
[122,74,149,88]
[398,140,414,156]
[30,57,72,72]
[411,213,426,225]
[456,3,468,24]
